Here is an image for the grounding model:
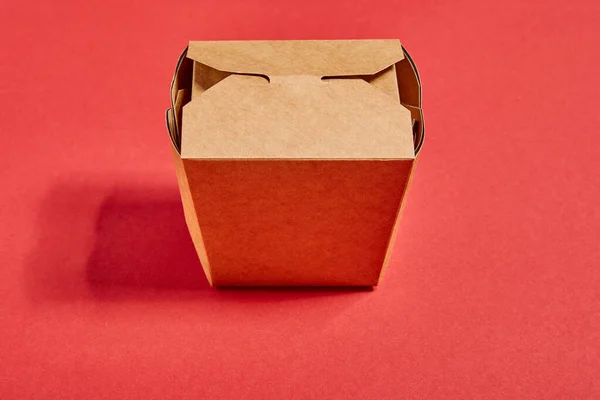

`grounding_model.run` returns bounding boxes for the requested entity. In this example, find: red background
[1,0,599,398]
